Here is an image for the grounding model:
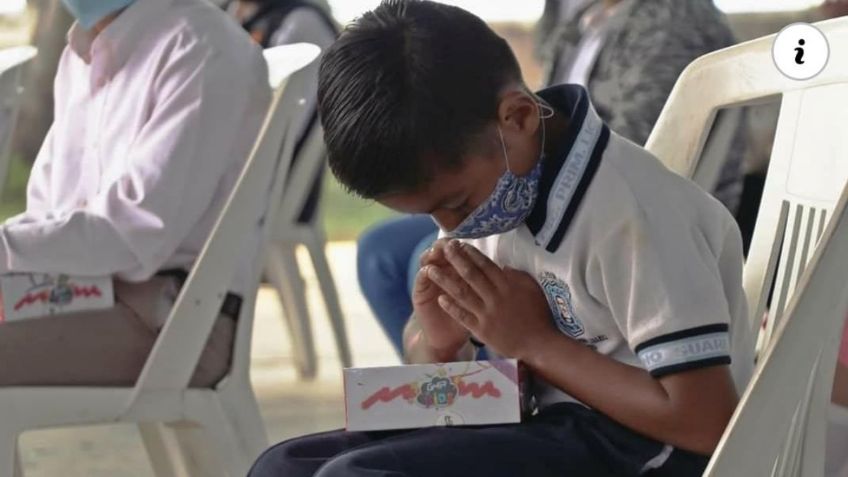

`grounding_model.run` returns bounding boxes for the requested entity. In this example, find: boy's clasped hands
[412,238,556,360]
